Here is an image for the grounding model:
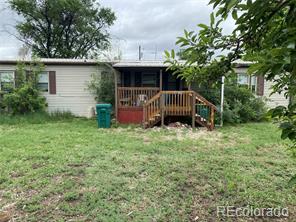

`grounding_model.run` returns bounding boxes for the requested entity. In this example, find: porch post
[192,93,196,128]
[161,93,165,127]
[160,69,163,90]
[160,69,164,127]
[188,82,192,90]
[114,69,119,122]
